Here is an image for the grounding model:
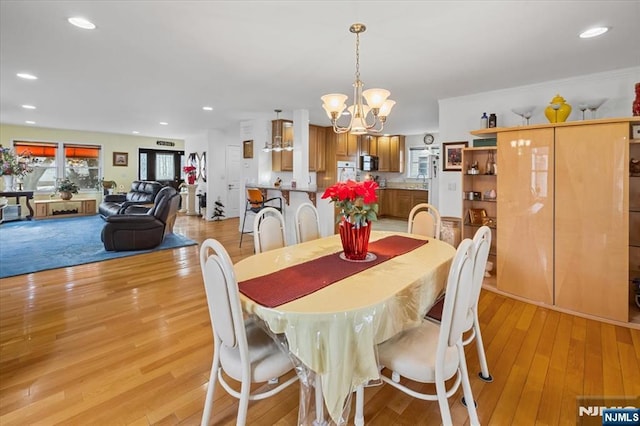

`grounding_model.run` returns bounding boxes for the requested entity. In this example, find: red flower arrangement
[321,179,379,227]
[183,165,197,184]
